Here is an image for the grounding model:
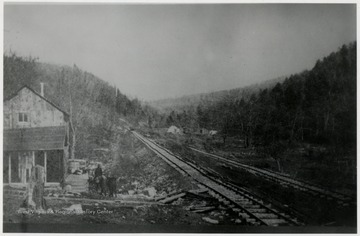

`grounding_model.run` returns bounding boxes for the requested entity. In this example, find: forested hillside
[3,42,356,161]
[157,42,356,154]
[150,76,285,113]
[3,53,159,159]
